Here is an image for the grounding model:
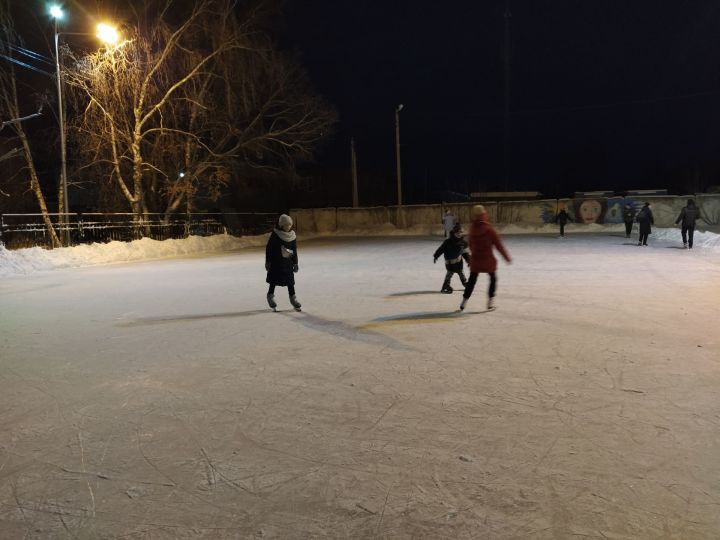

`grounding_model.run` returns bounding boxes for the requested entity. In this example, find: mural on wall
[541,198,643,225]
[573,199,608,224]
